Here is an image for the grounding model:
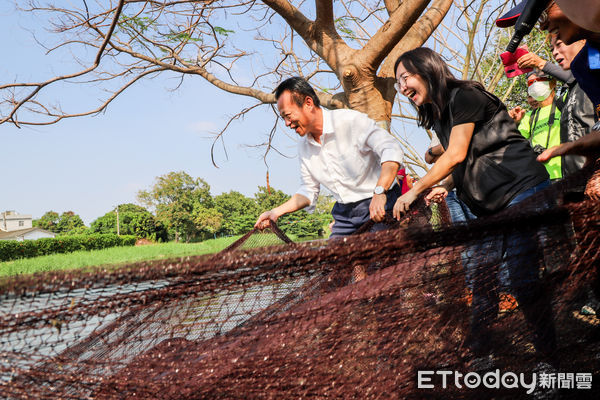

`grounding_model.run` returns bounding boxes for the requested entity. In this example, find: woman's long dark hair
[394,47,484,129]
